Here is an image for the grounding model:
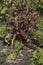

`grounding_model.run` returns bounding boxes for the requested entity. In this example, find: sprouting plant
[31,47,43,65]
